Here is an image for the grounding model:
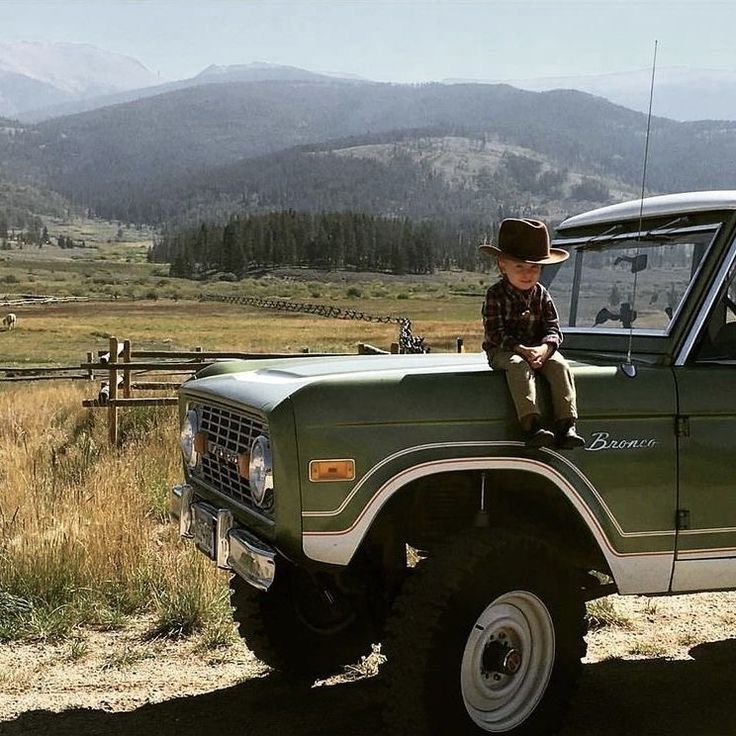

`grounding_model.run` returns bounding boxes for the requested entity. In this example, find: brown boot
[555,419,585,449]
[520,414,555,448]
